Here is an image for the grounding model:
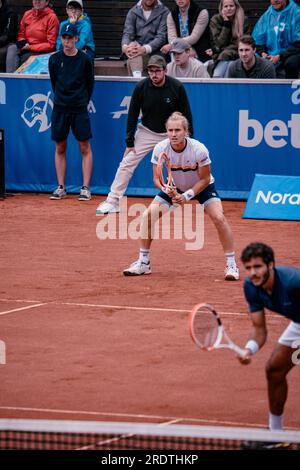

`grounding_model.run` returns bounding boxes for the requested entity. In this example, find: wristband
[182,189,195,201]
[245,340,259,356]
